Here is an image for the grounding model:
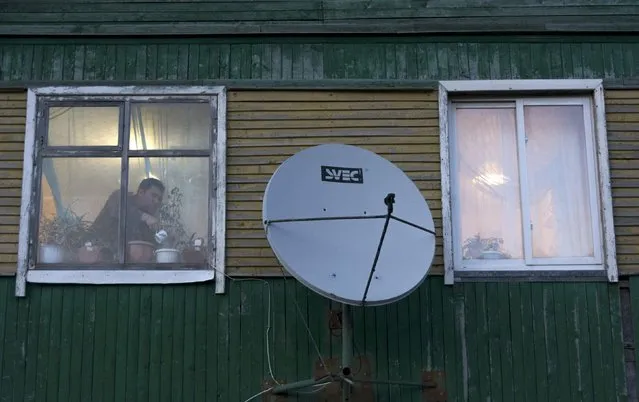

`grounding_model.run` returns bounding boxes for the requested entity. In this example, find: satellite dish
[262,143,436,306]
